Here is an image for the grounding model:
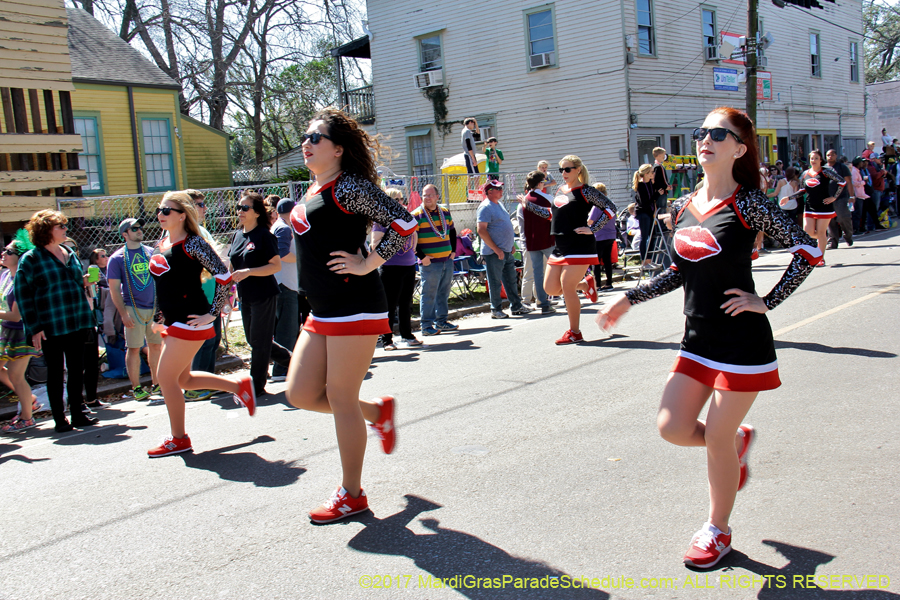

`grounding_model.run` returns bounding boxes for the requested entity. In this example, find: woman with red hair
[597,107,821,569]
